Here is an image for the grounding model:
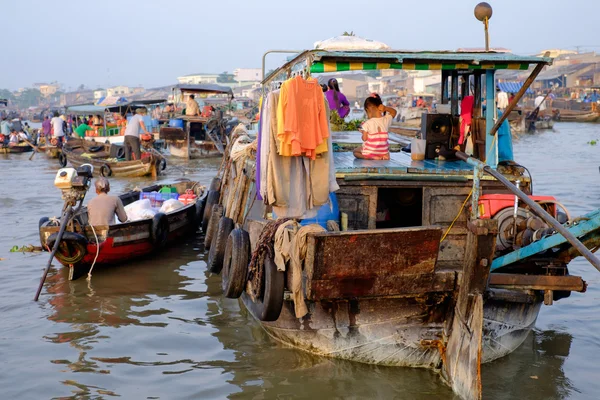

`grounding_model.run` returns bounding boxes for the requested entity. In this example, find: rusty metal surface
[306,227,443,300]
[488,273,587,292]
